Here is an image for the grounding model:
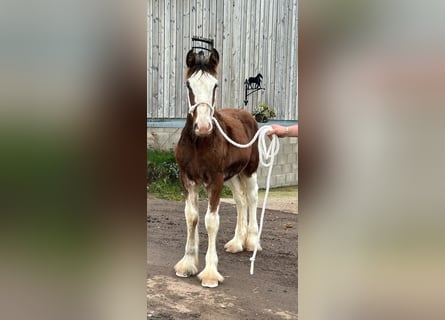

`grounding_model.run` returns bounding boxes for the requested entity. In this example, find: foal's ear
[209,48,219,69]
[186,49,196,68]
